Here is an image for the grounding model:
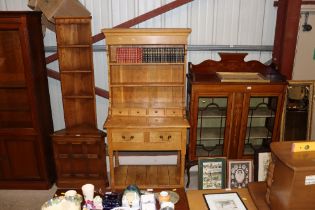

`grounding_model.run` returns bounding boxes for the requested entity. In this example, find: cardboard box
[29,0,90,23]
[28,0,90,32]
